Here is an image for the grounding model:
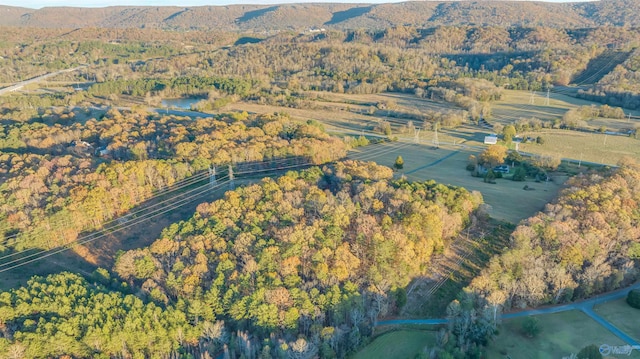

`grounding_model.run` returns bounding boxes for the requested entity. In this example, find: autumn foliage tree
[114,161,481,356]
[479,145,508,168]
[468,161,640,310]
